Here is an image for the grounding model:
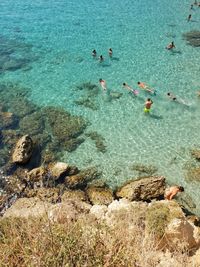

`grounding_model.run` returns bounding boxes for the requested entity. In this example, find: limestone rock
[3,198,52,218]
[26,166,46,183]
[191,149,200,161]
[24,188,60,203]
[61,189,87,202]
[116,176,165,201]
[49,162,69,180]
[90,205,108,220]
[164,218,200,250]
[48,200,91,223]
[86,186,113,205]
[12,135,33,164]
